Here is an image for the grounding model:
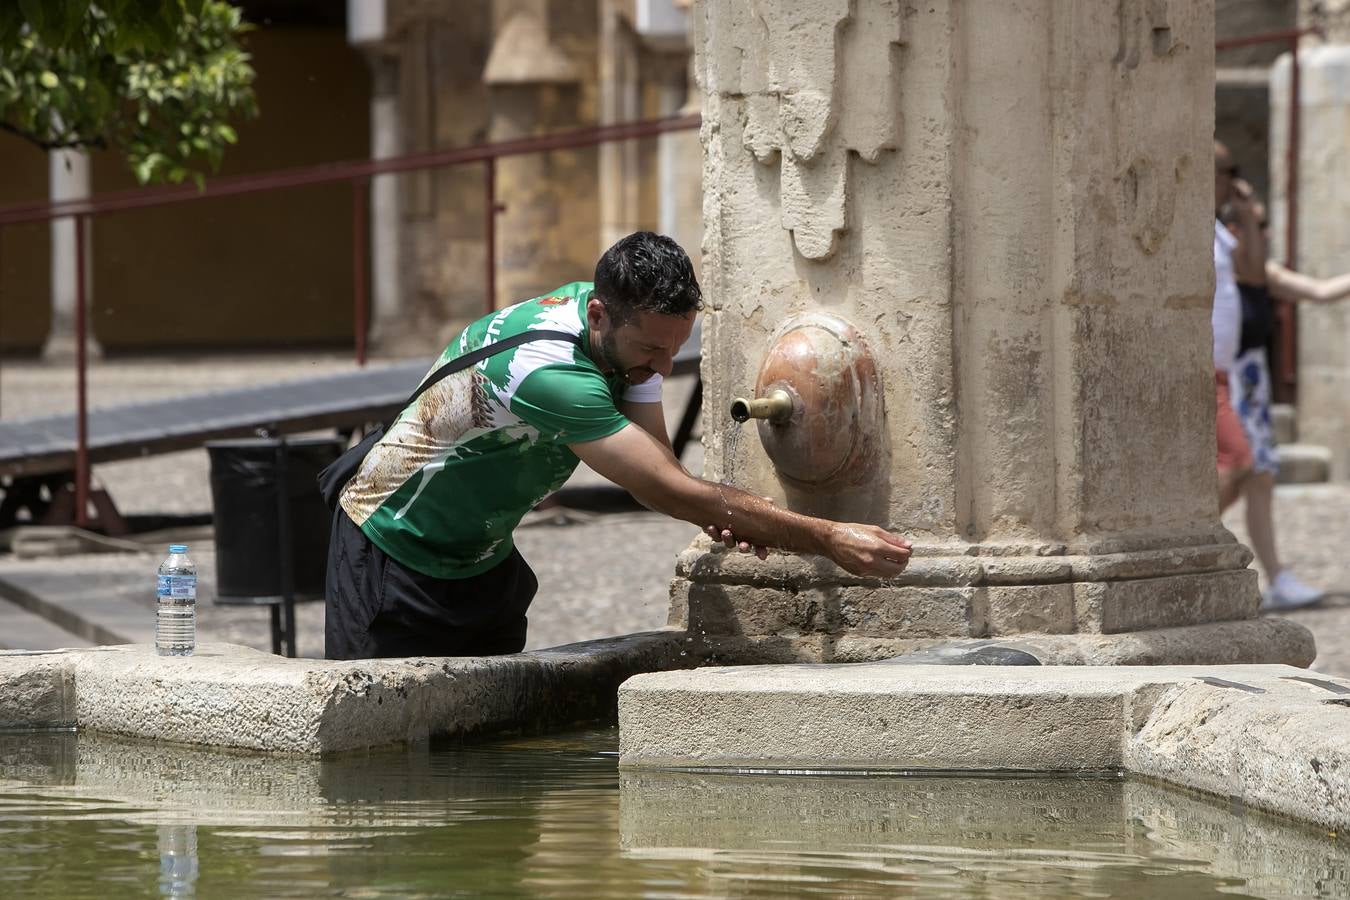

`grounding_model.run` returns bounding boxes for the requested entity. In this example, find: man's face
[588,300,695,385]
